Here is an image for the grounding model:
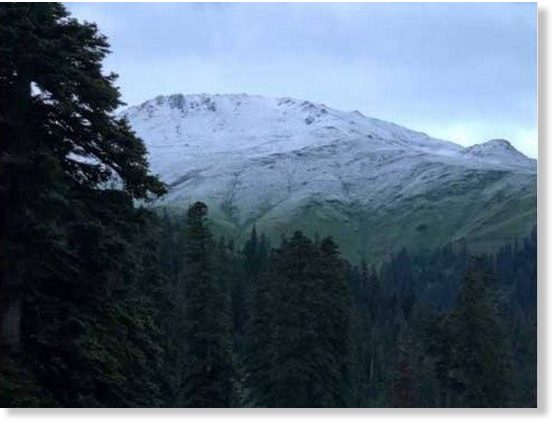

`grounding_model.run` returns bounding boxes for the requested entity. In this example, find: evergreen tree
[317,237,355,406]
[253,232,354,407]
[0,3,167,406]
[180,202,234,407]
[263,231,318,406]
[445,258,512,407]
[232,226,259,349]
[244,254,274,406]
